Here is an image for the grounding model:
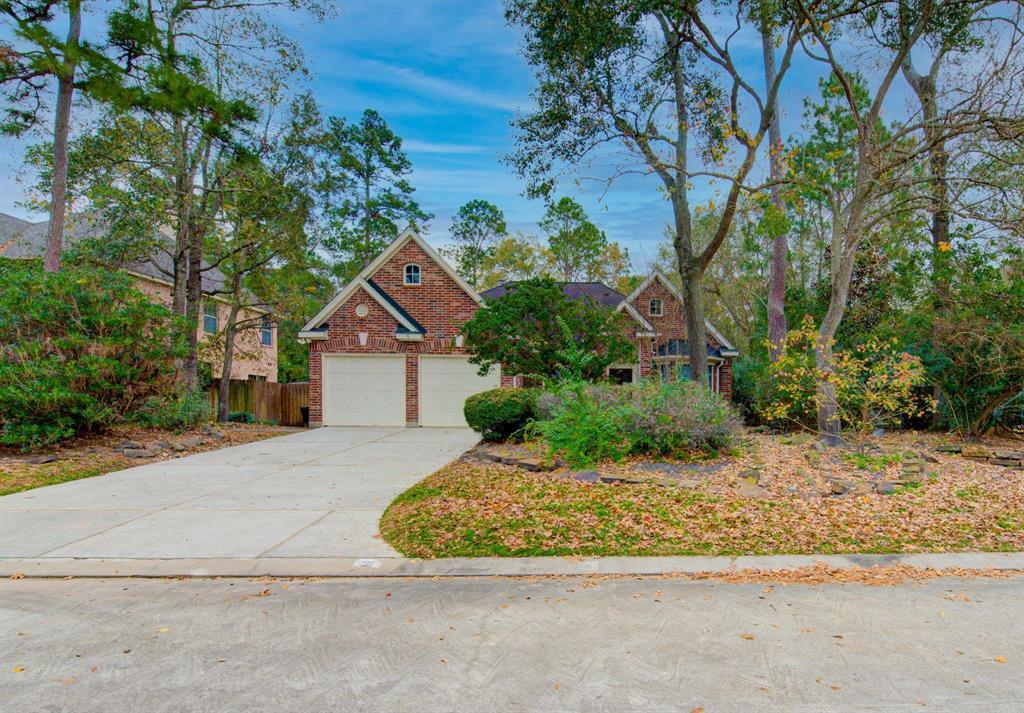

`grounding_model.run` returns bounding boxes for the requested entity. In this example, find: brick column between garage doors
[405,353,419,426]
